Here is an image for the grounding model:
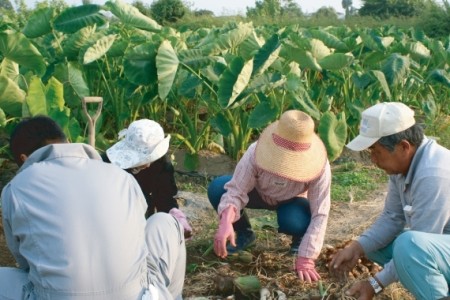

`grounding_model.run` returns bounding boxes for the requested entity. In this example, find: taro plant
[1,2,449,169]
